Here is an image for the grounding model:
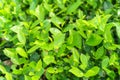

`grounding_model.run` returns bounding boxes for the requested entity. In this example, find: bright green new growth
[0,0,120,80]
